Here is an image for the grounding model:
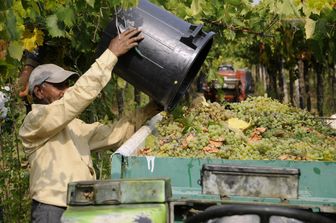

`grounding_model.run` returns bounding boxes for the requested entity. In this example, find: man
[19,28,162,223]
[19,35,64,114]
